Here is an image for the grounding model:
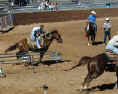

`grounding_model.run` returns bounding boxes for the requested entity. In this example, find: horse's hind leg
[93,33,96,42]
[91,34,95,44]
[115,64,118,88]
